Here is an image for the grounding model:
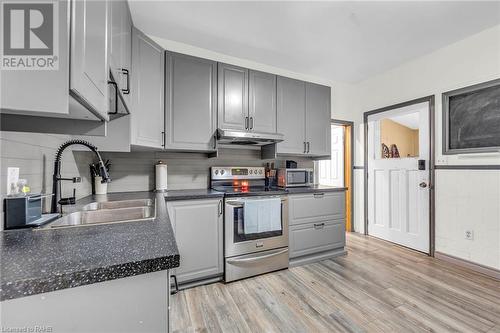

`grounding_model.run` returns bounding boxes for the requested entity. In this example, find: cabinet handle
[314,222,325,229]
[218,199,223,216]
[213,133,217,150]
[121,68,130,94]
[303,142,307,153]
[245,117,249,130]
[307,142,310,153]
[170,275,179,295]
[249,117,254,130]
[161,131,165,147]
[313,193,324,198]
[107,81,118,115]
